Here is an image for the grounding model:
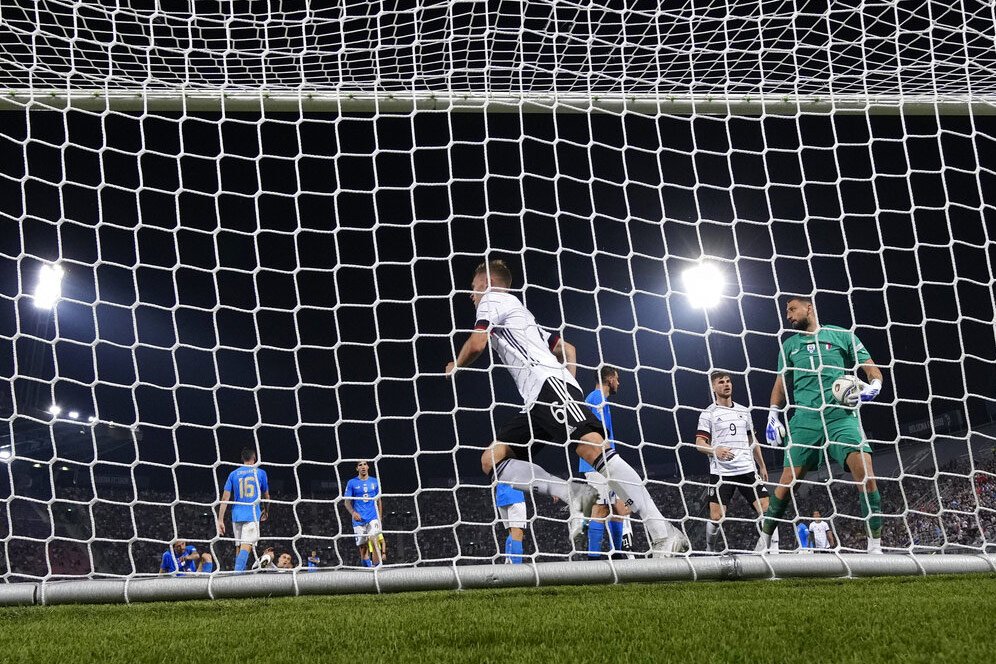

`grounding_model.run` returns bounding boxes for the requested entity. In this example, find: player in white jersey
[695,371,777,553]
[809,510,835,550]
[445,259,688,557]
